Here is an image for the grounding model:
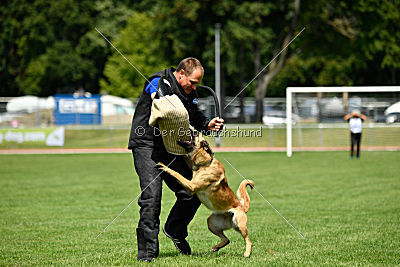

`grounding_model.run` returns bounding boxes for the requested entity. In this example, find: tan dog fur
[158,134,254,257]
